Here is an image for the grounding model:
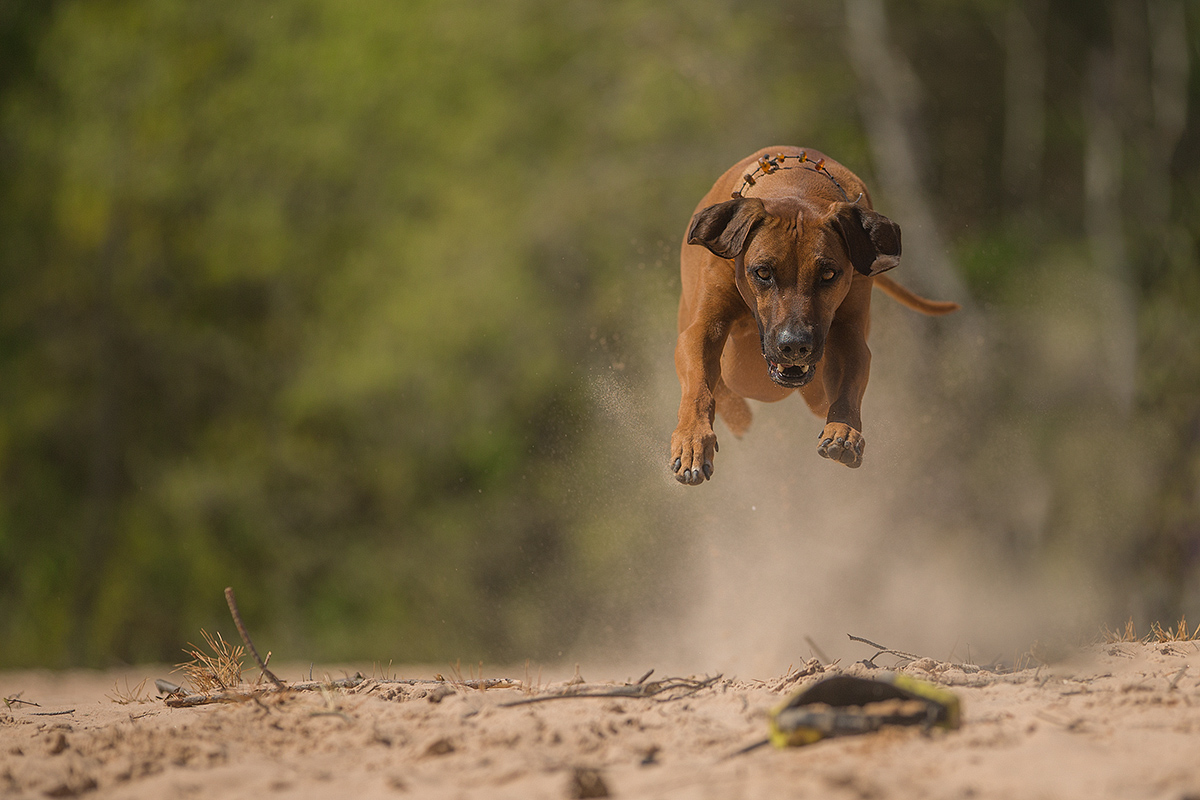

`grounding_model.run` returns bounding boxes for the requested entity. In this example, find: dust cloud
[581,293,1111,679]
